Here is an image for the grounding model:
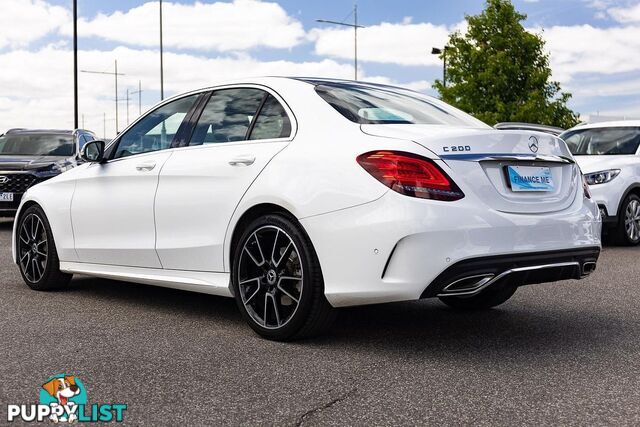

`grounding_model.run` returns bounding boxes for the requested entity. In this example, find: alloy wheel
[625,199,640,242]
[18,213,48,283]
[238,225,303,329]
